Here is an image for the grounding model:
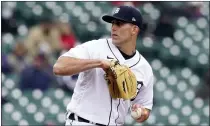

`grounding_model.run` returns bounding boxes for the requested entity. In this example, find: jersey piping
[106,39,141,68]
